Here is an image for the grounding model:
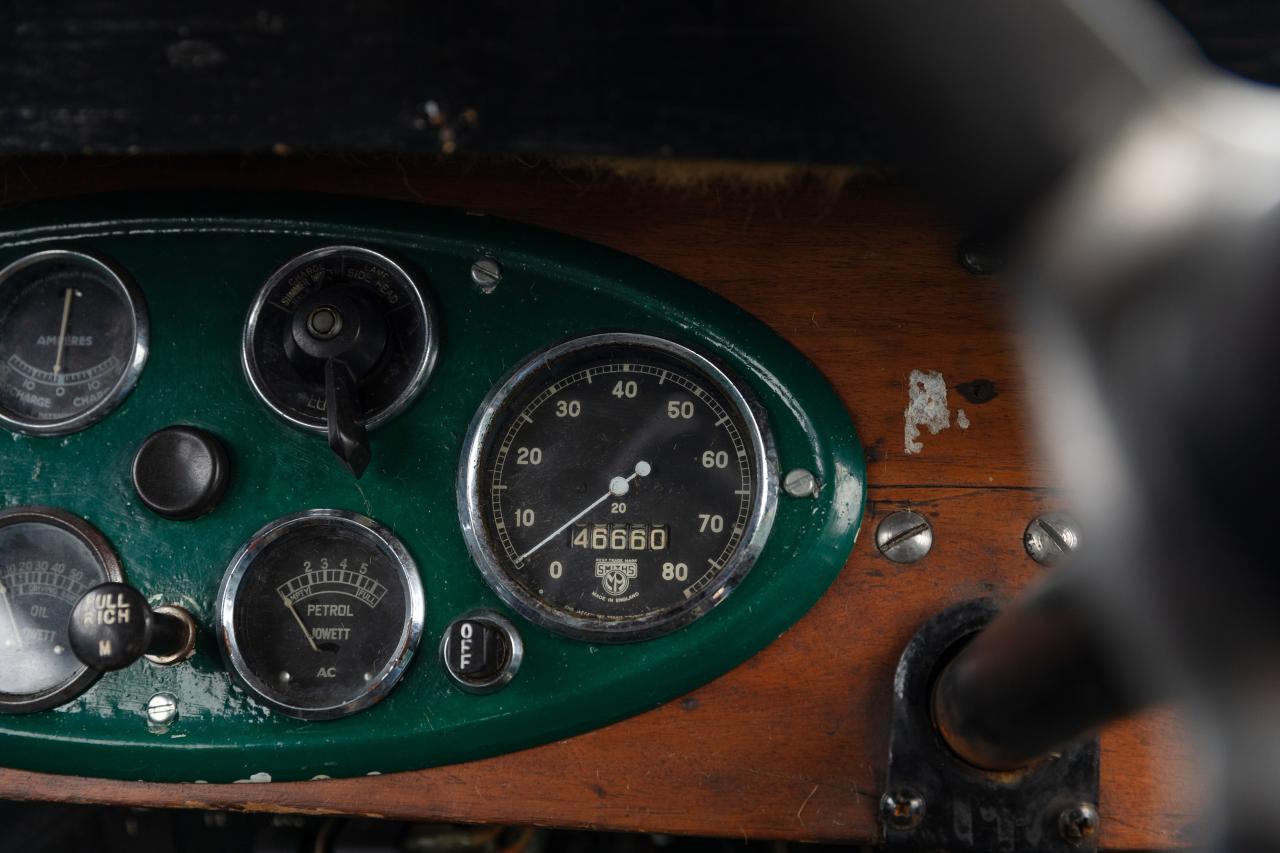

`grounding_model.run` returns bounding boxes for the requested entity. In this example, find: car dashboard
[0,155,1197,850]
